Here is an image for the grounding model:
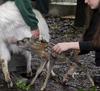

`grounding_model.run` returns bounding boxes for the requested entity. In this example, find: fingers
[52,43,69,54]
[53,44,62,54]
